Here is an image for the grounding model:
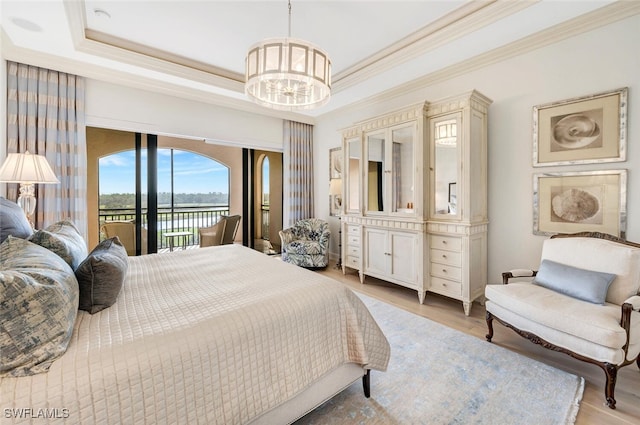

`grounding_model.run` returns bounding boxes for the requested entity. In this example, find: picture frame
[532,87,627,166]
[330,147,343,179]
[533,169,627,237]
